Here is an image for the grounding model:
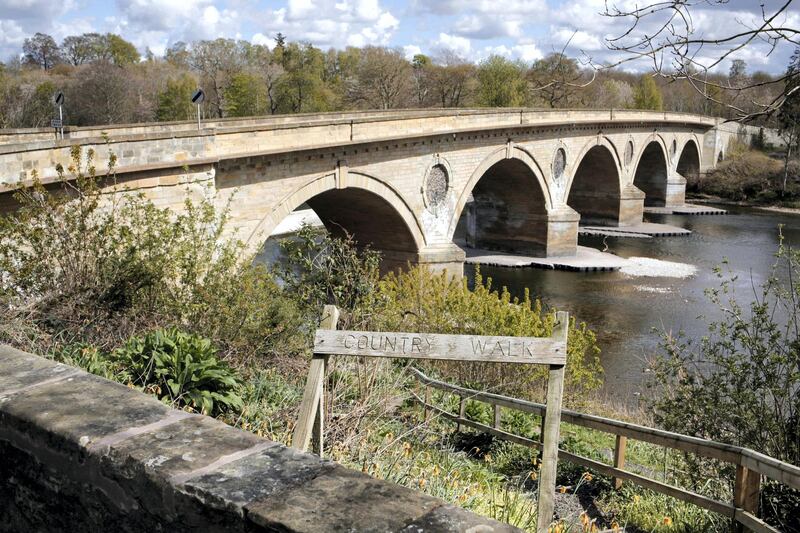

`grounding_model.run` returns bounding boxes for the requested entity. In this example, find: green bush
[375,267,603,407]
[277,224,383,329]
[0,146,305,363]
[114,328,242,416]
[649,241,800,530]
